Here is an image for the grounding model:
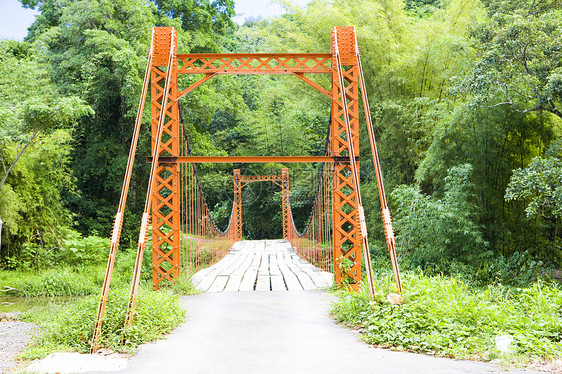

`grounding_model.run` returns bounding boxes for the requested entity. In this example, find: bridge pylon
[330,27,362,290]
[150,27,181,288]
